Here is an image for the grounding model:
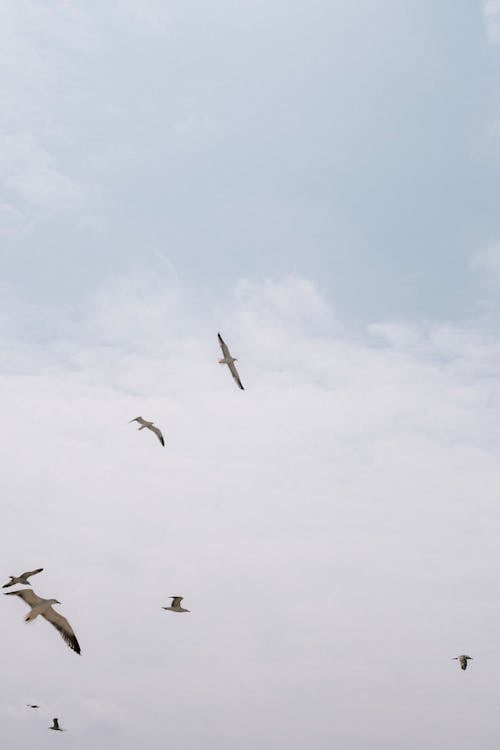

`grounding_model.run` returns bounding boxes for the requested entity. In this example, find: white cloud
[1,274,500,748]
[0,1,93,214]
[469,242,500,281]
[0,0,168,217]
[0,133,83,211]
[483,0,500,43]
[114,0,170,31]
